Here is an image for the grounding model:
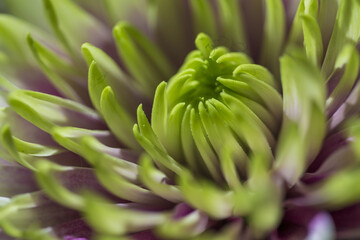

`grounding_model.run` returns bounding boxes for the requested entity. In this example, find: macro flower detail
[135,33,281,181]
[0,0,359,240]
